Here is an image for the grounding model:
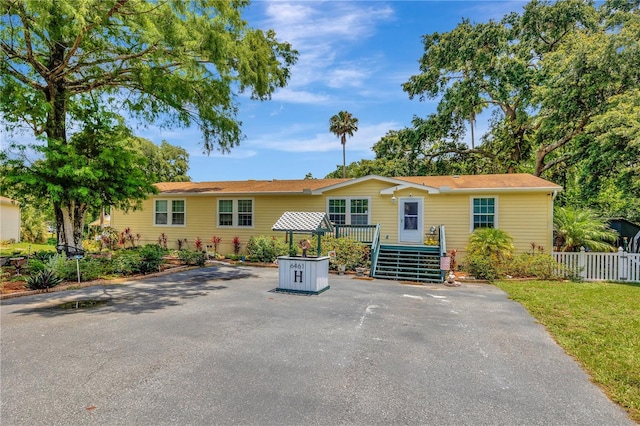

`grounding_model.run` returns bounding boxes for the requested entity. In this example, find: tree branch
[14,1,49,77]
[535,115,591,176]
[1,60,45,91]
[60,43,161,80]
[51,0,130,78]
[423,146,498,161]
